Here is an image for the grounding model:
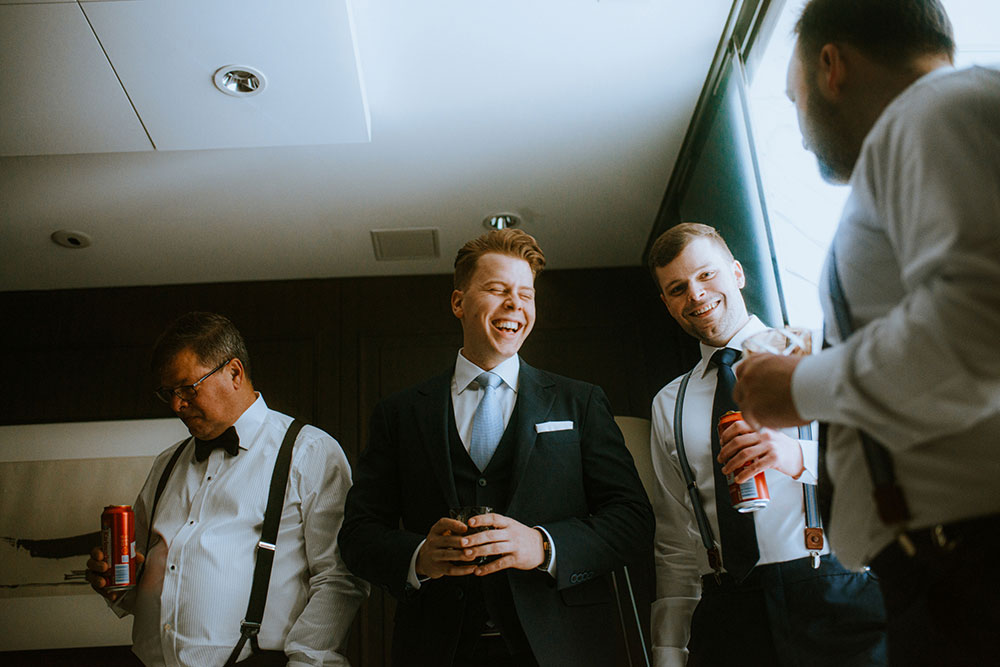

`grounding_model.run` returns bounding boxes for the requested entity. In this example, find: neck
[852,53,953,147]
